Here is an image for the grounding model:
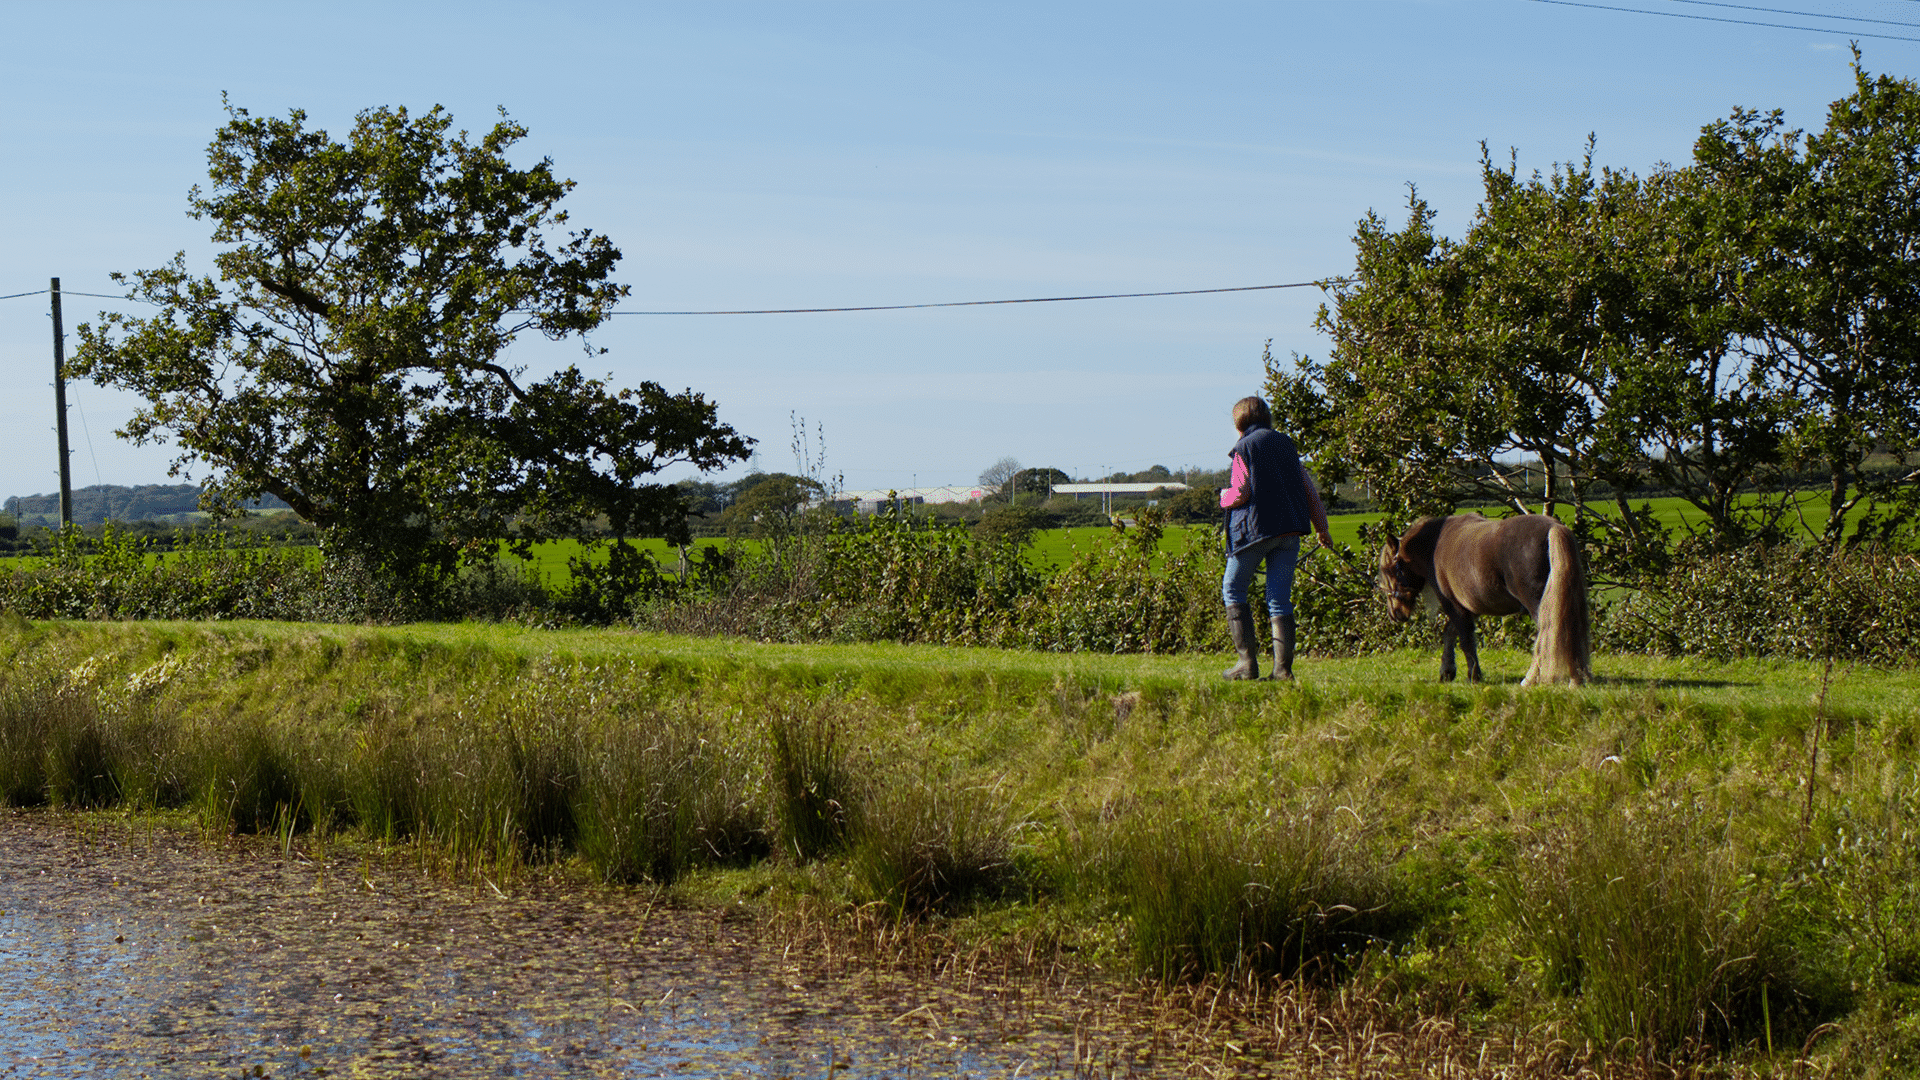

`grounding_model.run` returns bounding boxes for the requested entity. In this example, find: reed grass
[849,770,1024,916]
[1106,802,1410,981]
[1500,798,1811,1056]
[768,703,856,861]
